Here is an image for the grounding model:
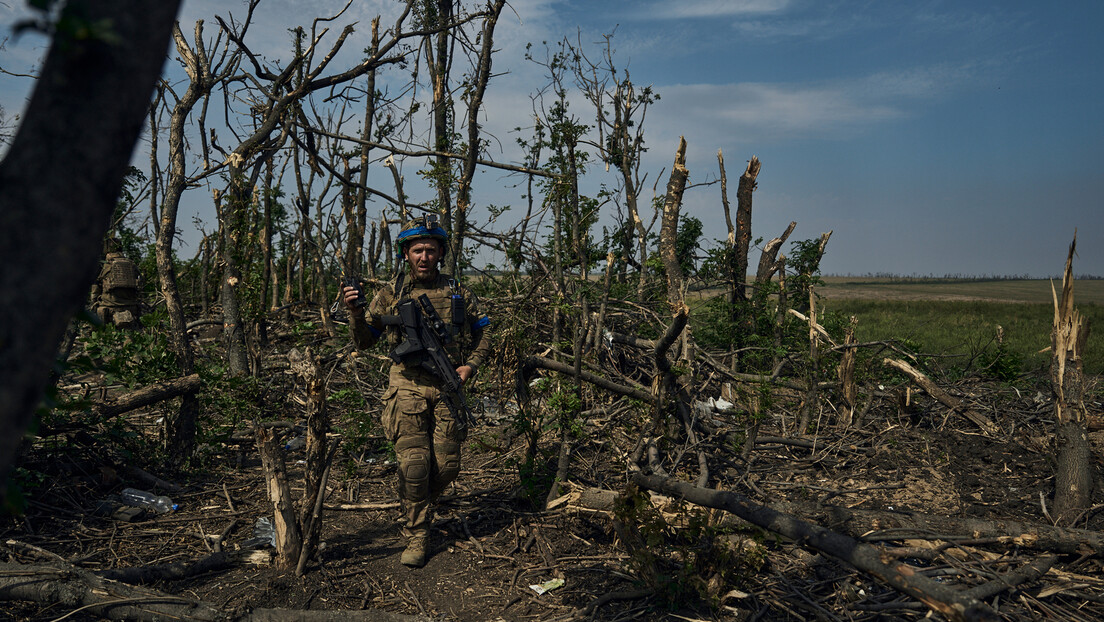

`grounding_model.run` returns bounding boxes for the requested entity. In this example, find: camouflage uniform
[349,270,490,544]
[92,252,140,329]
